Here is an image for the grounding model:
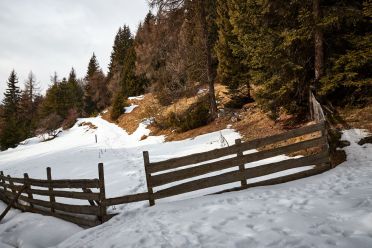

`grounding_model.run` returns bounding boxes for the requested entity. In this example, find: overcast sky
[0,0,149,98]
